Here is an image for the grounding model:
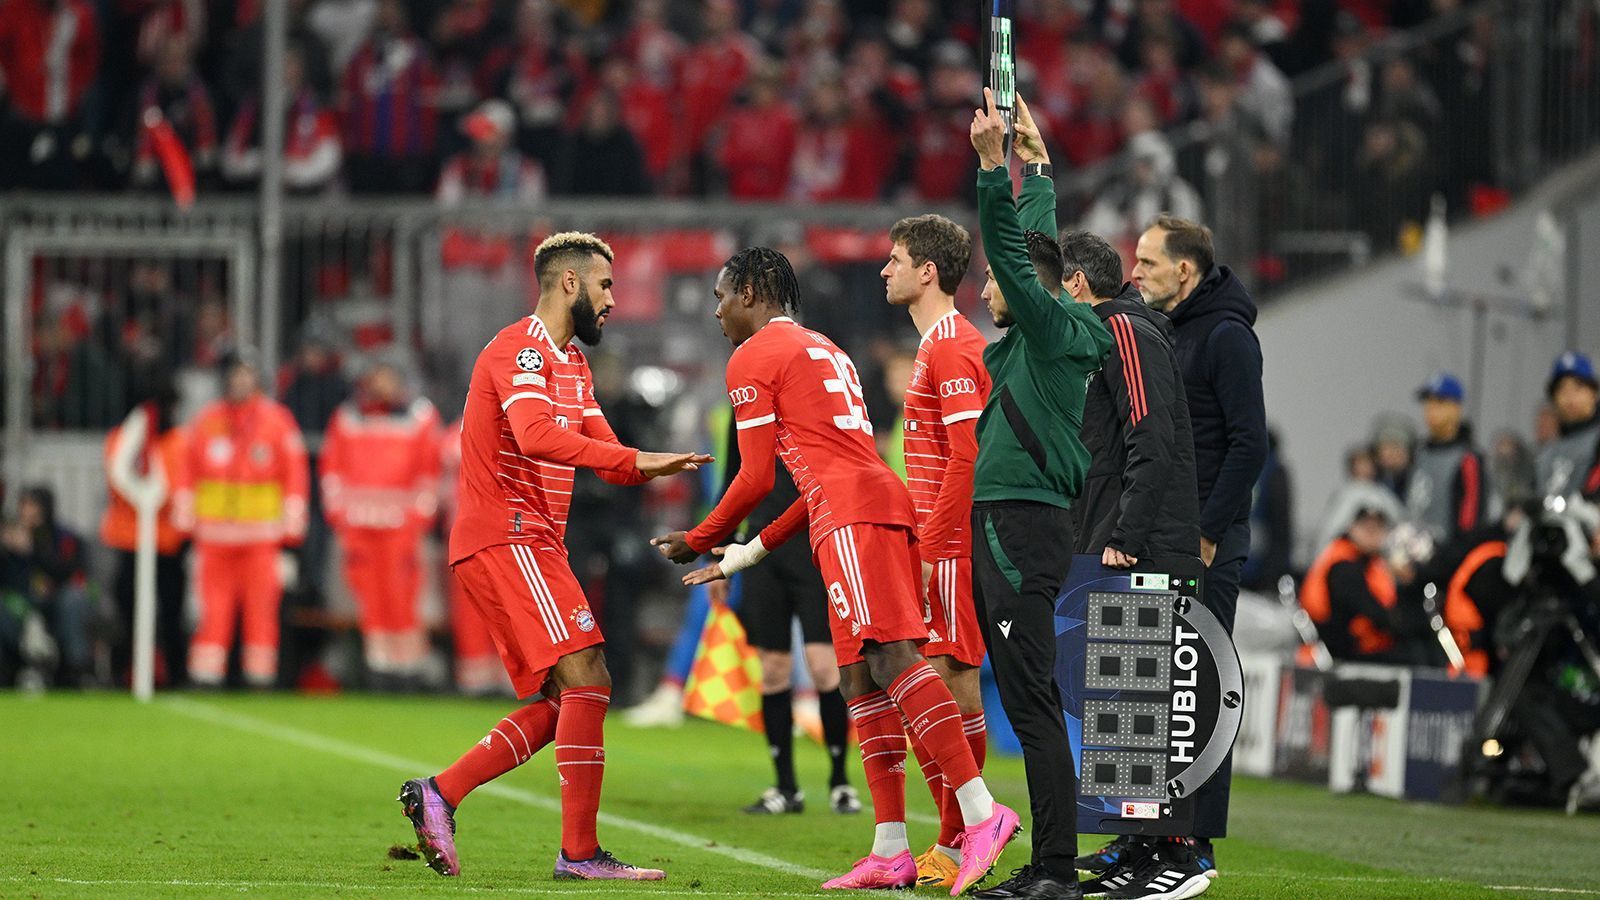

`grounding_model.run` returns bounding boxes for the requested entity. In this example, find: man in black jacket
[1129,216,1267,884]
[1056,234,1209,899]
[1060,230,1200,568]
